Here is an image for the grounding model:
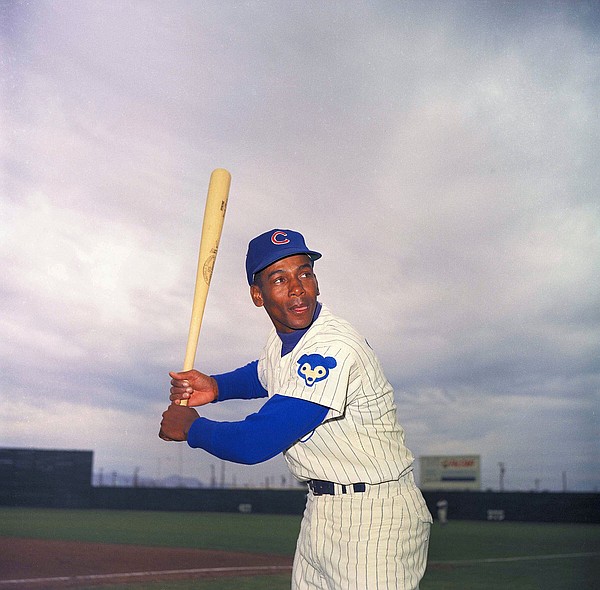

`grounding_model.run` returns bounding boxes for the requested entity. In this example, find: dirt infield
[0,537,293,589]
